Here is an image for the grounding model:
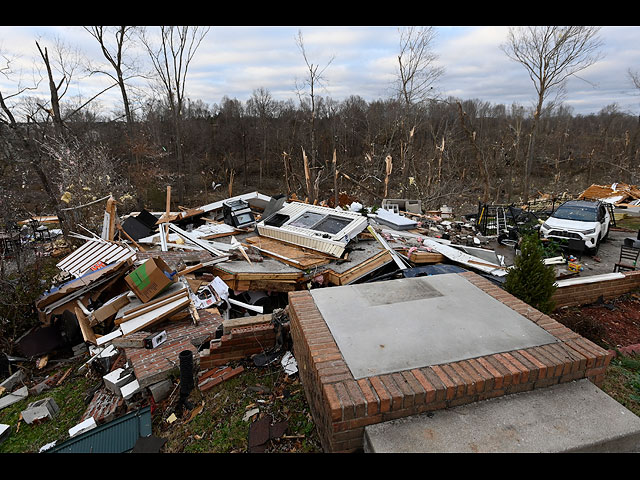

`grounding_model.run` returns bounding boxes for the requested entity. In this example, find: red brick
[459,360,486,393]
[450,362,476,395]
[538,345,572,376]
[517,349,548,380]
[323,384,343,421]
[465,359,494,392]
[379,374,404,411]
[564,340,597,369]
[441,364,467,398]
[431,365,457,400]
[485,355,513,387]
[343,380,367,418]
[410,368,437,403]
[494,354,522,384]
[357,379,380,416]
[476,357,505,390]
[546,343,582,374]
[501,352,530,384]
[401,370,426,405]
[369,376,391,413]
[392,373,416,408]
